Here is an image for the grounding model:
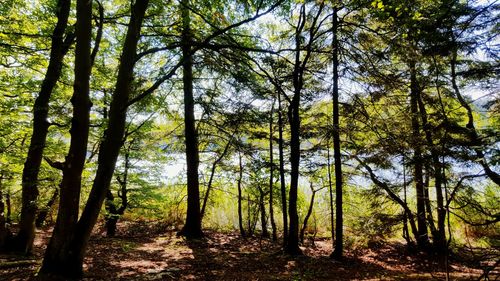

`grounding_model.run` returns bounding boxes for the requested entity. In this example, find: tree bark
[257,185,269,238]
[237,151,246,237]
[285,2,324,255]
[423,167,437,236]
[40,0,93,276]
[35,187,59,228]
[5,188,10,224]
[70,0,149,271]
[15,0,72,254]
[269,101,278,241]
[409,61,430,249]
[417,91,446,254]
[105,149,130,237]
[178,0,203,239]
[41,0,148,277]
[327,142,335,249]
[286,72,302,255]
[0,176,11,250]
[300,182,317,243]
[277,91,288,246]
[331,6,343,260]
